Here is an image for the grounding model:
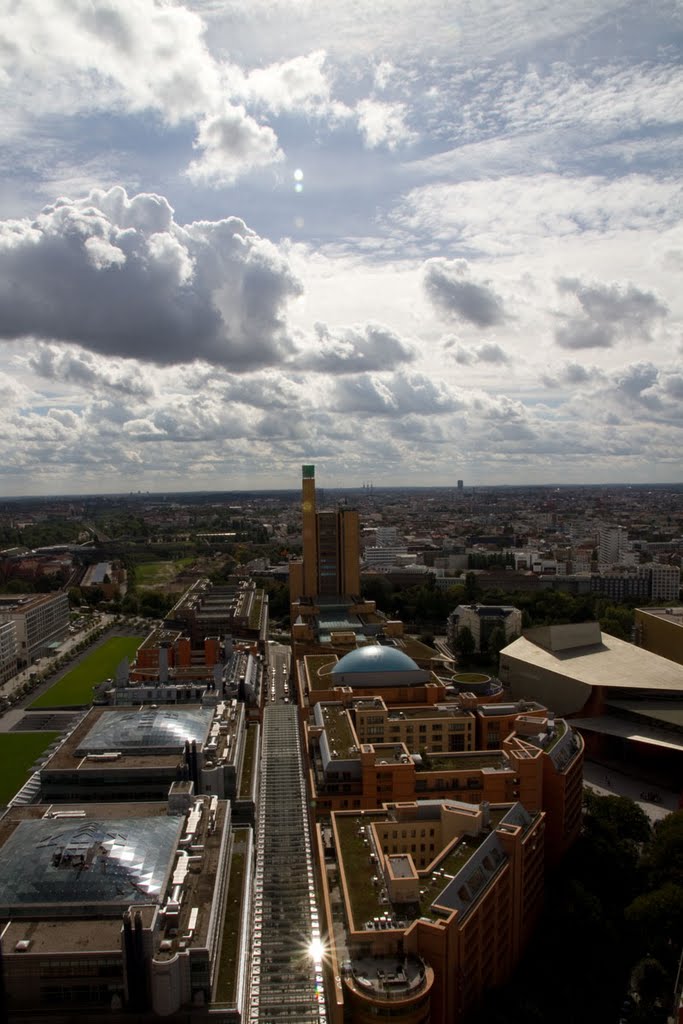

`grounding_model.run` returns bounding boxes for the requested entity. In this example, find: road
[265,642,292,706]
